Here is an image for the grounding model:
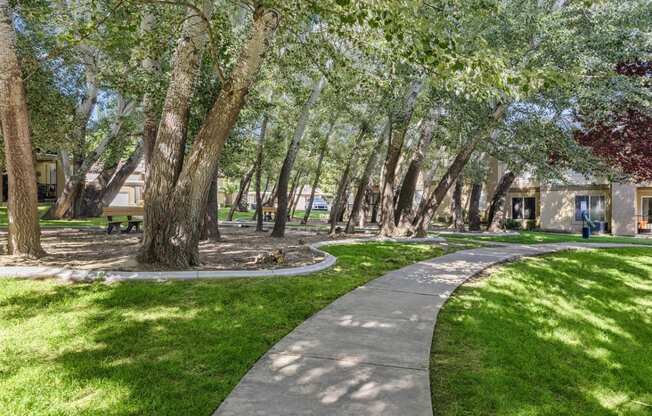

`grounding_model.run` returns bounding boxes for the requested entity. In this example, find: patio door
[641,197,652,233]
